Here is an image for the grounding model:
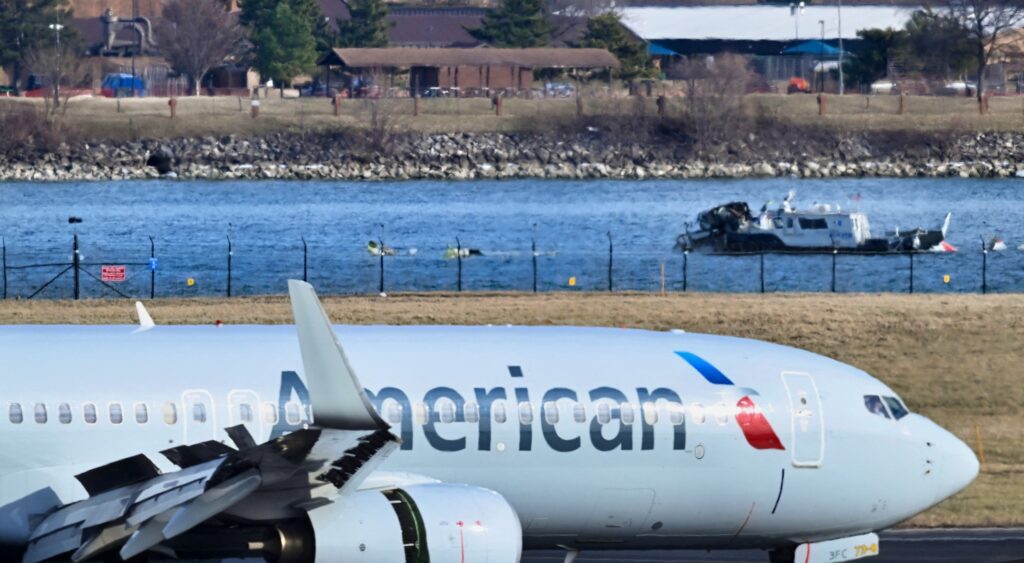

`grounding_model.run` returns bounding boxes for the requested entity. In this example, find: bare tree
[156,0,247,96]
[946,0,1024,101]
[678,54,752,154]
[25,42,83,112]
